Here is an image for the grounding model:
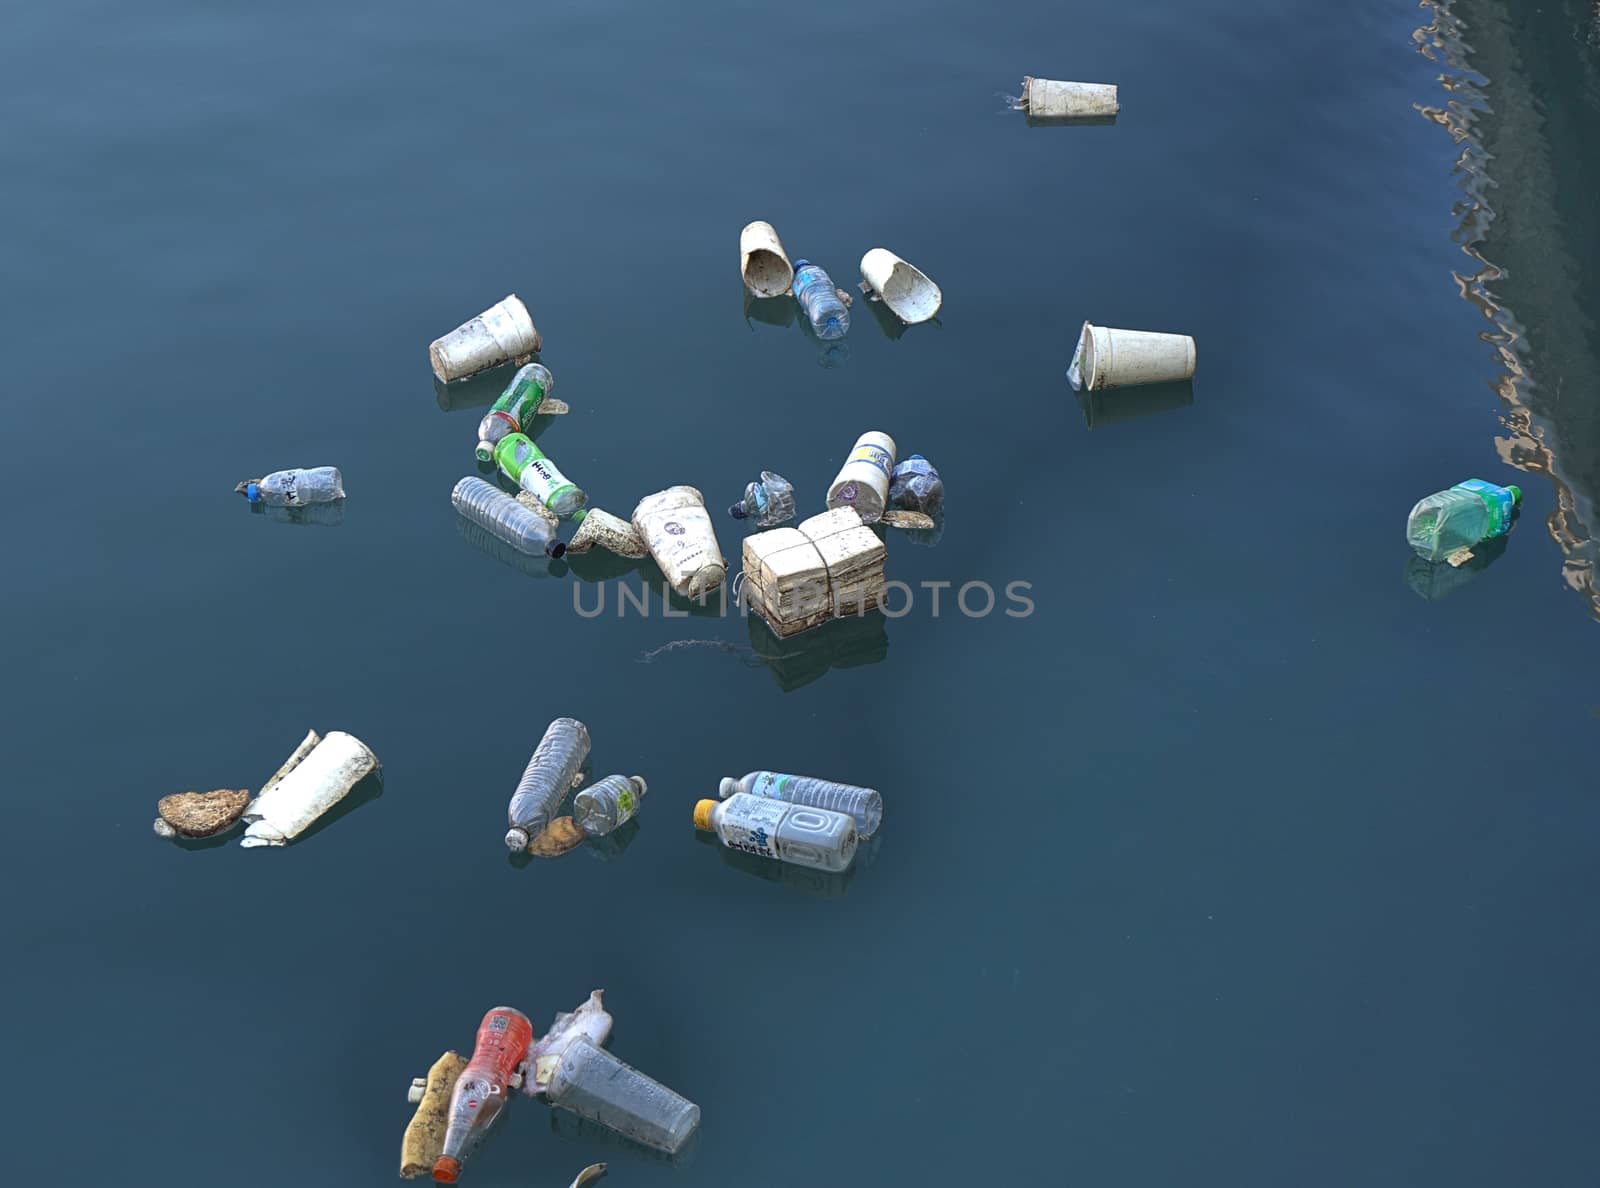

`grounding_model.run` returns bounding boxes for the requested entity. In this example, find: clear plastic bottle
[493,432,588,518]
[475,363,555,463]
[719,770,882,839]
[888,455,944,514]
[452,477,565,559]
[544,1034,700,1156]
[1405,478,1522,561]
[693,792,857,872]
[572,775,647,837]
[240,467,345,506]
[727,471,796,526]
[791,259,849,340]
[506,718,591,850]
[432,1006,535,1183]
